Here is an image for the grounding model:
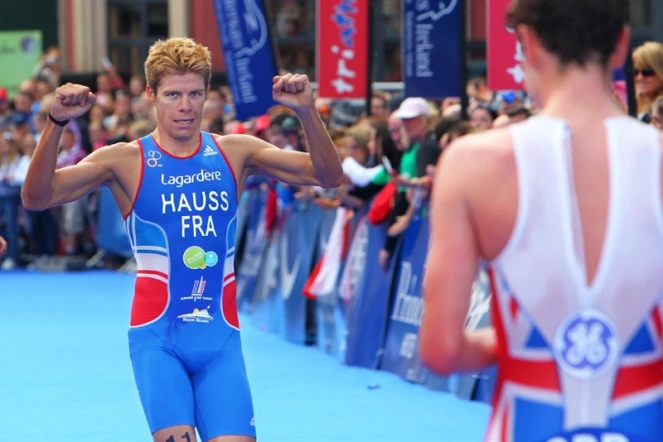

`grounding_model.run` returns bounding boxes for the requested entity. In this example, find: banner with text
[316,0,369,99]
[487,0,524,91]
[380,212,431,382]
[213,0,279,120]
[402,0,462,98]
